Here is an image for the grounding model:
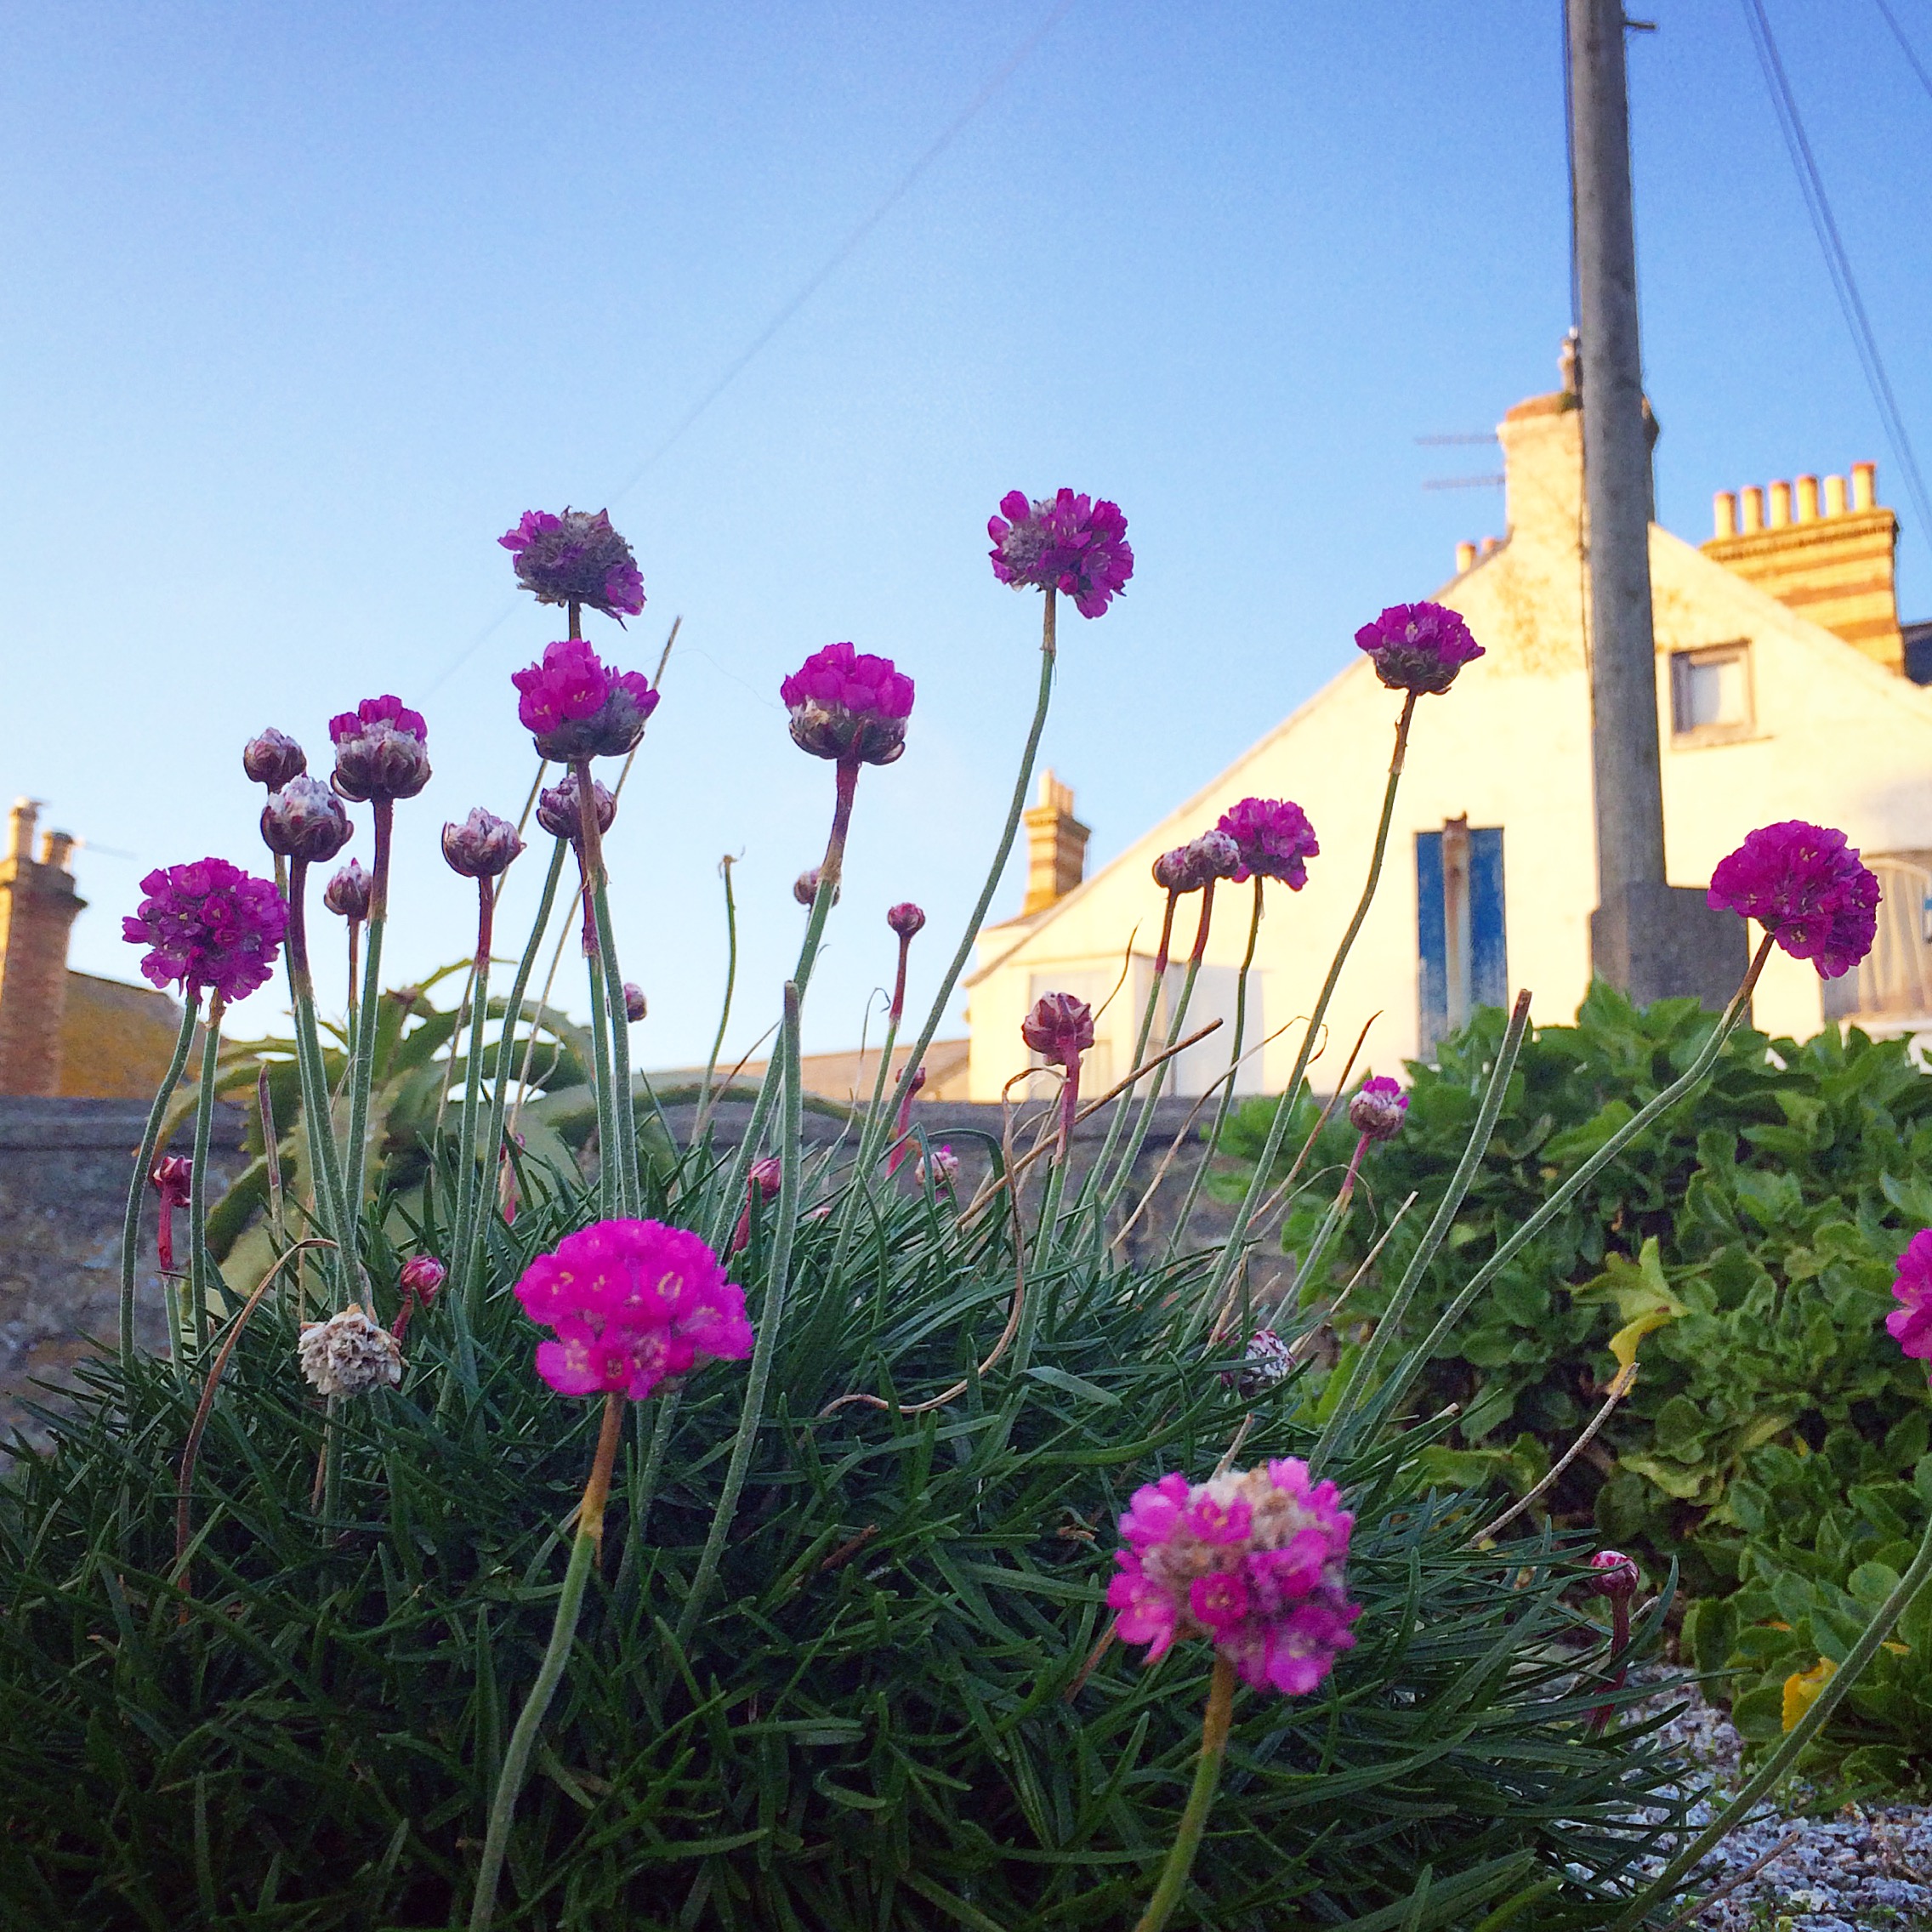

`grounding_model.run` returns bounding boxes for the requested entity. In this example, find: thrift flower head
[260,776,354,865]
[399,1254,446,1304]
[242,728,306,791]
[1107,1459,1359,1696]
[781,643,914,765]
[149,1155,192,1209]
[441,807,525,880]
[536,771,616,844]
[793,867,839,907]
[987,488,1134,618]
[916,1144,960,1190]
[1021,992,1095,1070]
[499,508,645,621]
[1355,601,1484,696]
[1347,1076,1407,1143]
[623,981,647,1023]
[514,1218,753,1402]
[1216,798,1319,889]
[1153,831,1241,895]
[510,638,659,760]
[329,696,430,804]
[323,859,372,920]
[1707,821,1881,980]
[887,901,926,939]
[1589,1550,1640,1599]
[1224,1327,1293,1401]
[123,858,287,1003]
[1887,1230,1932,1366]
[298,1304,403,1396]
